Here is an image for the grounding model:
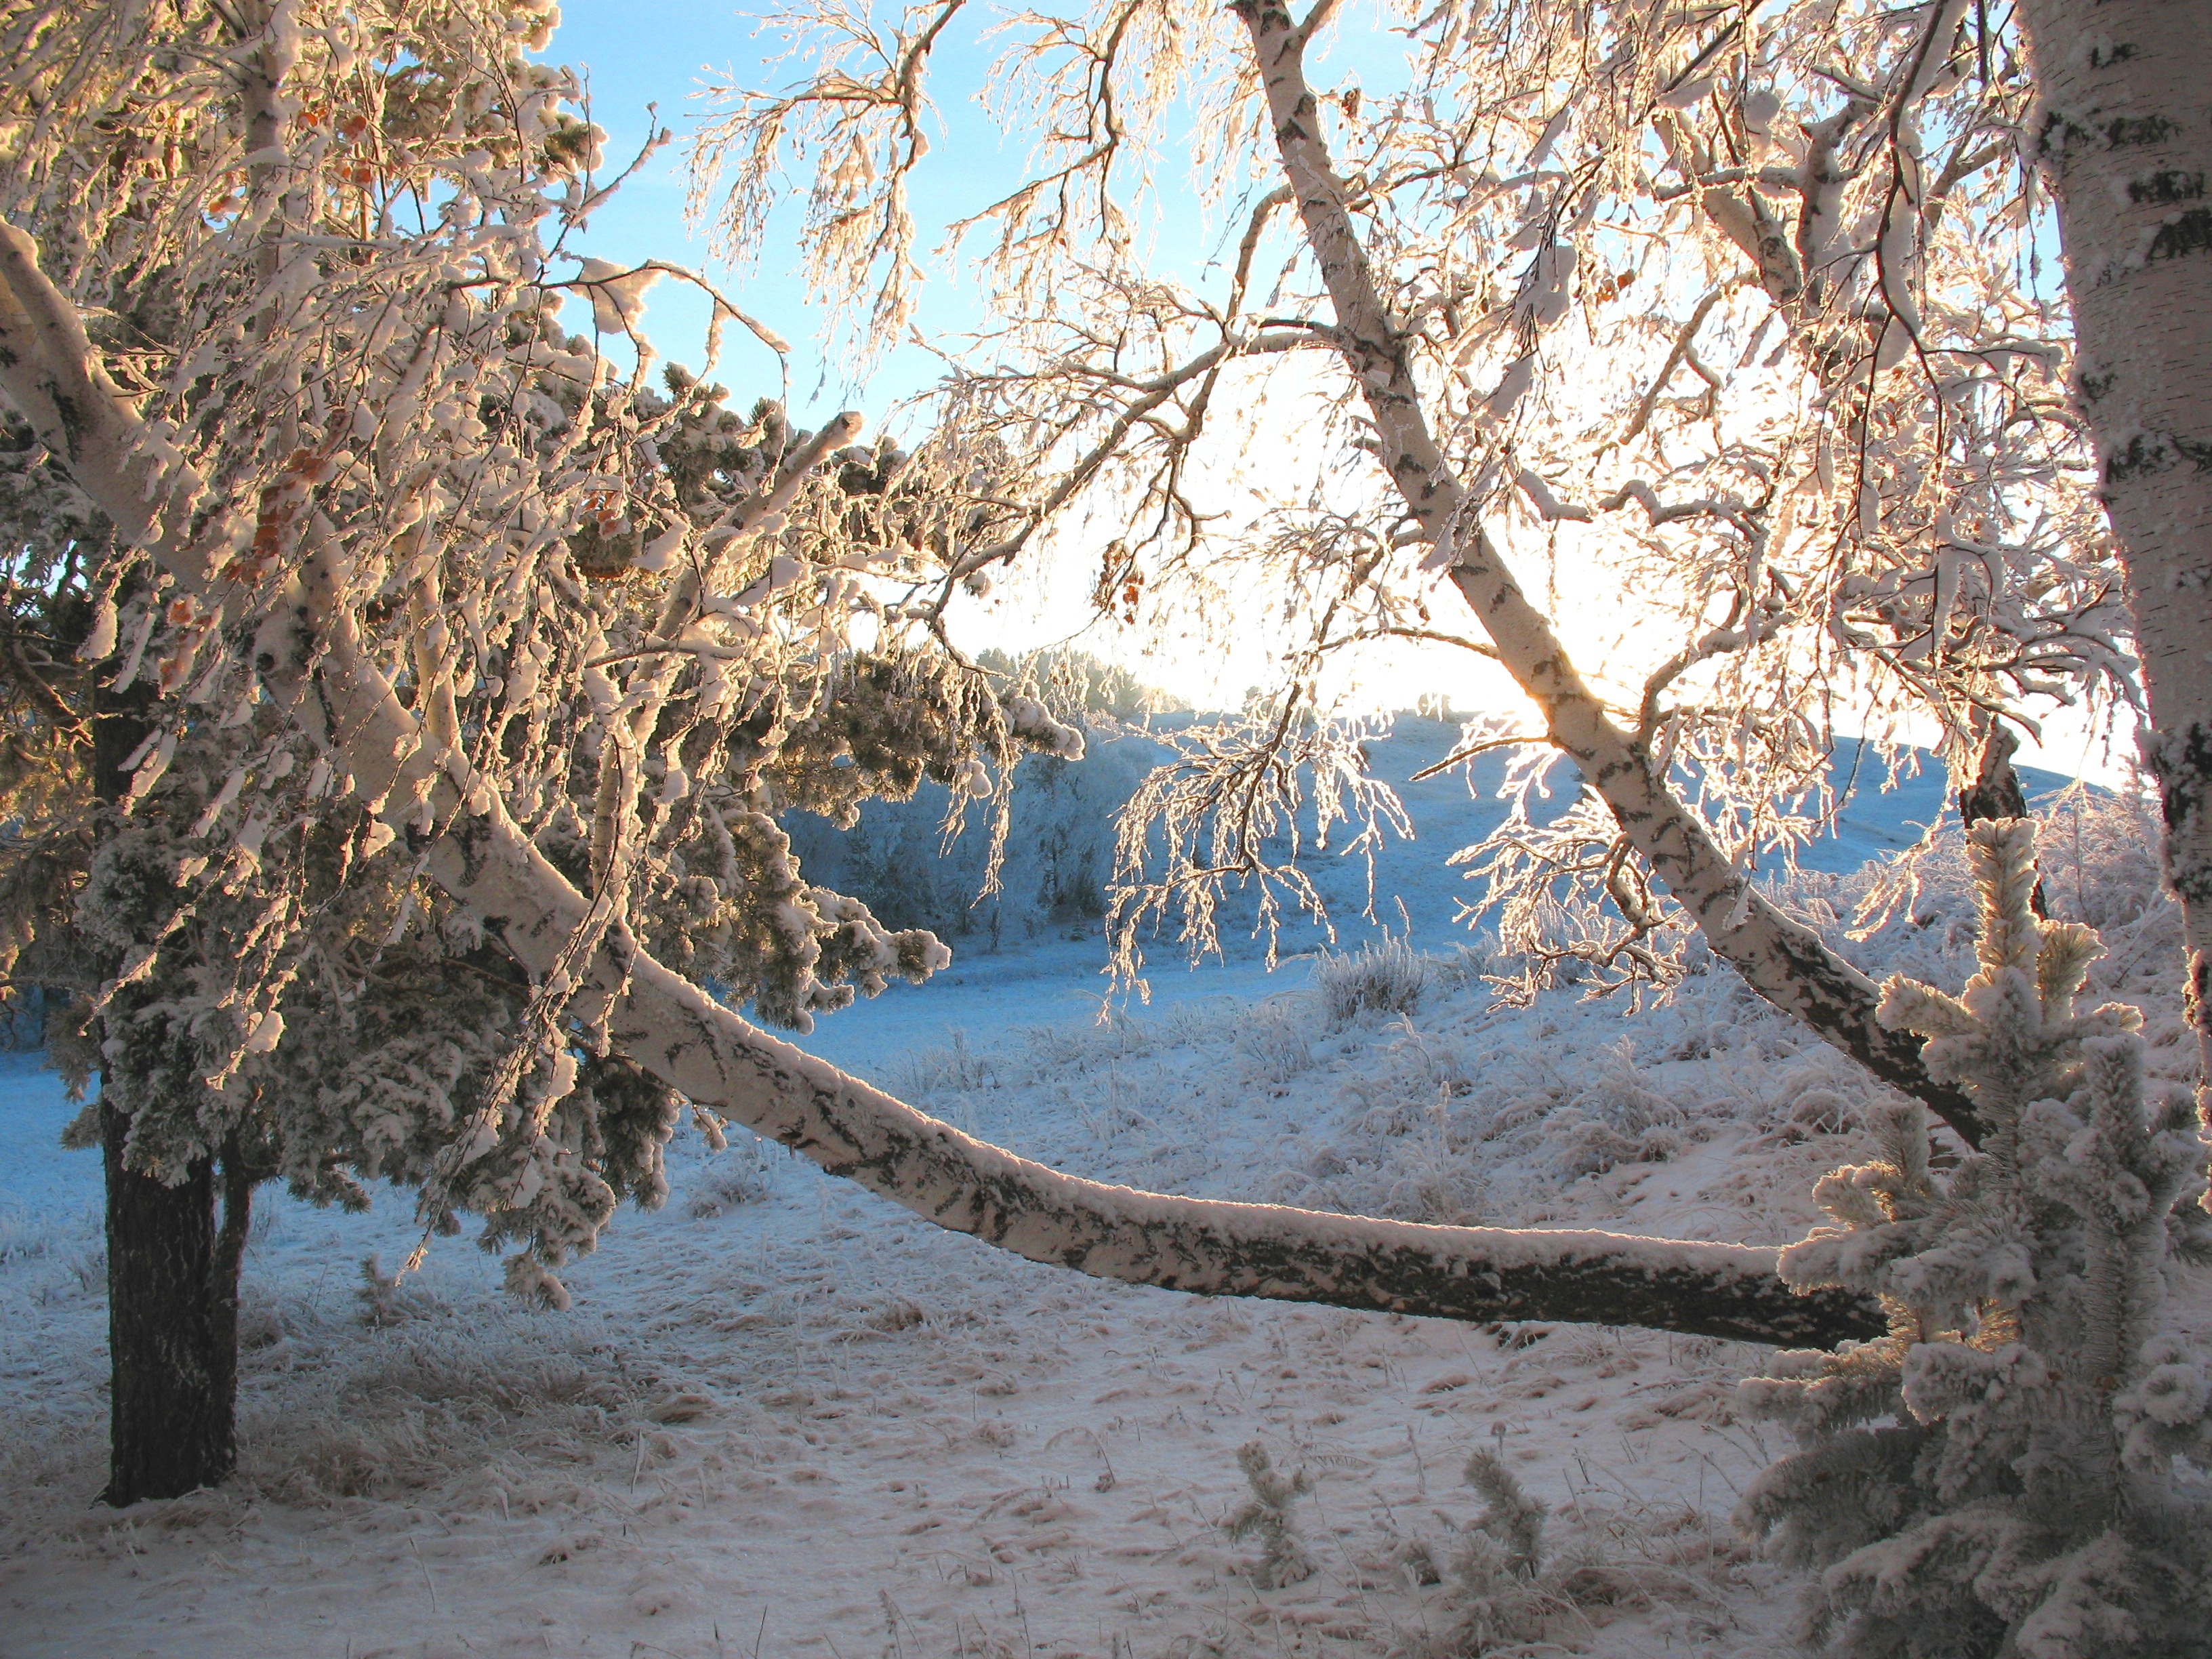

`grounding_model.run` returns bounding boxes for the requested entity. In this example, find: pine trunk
[98,1120,249,1505]
[91,677,250,1506]
[2016,0,2212,1089]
